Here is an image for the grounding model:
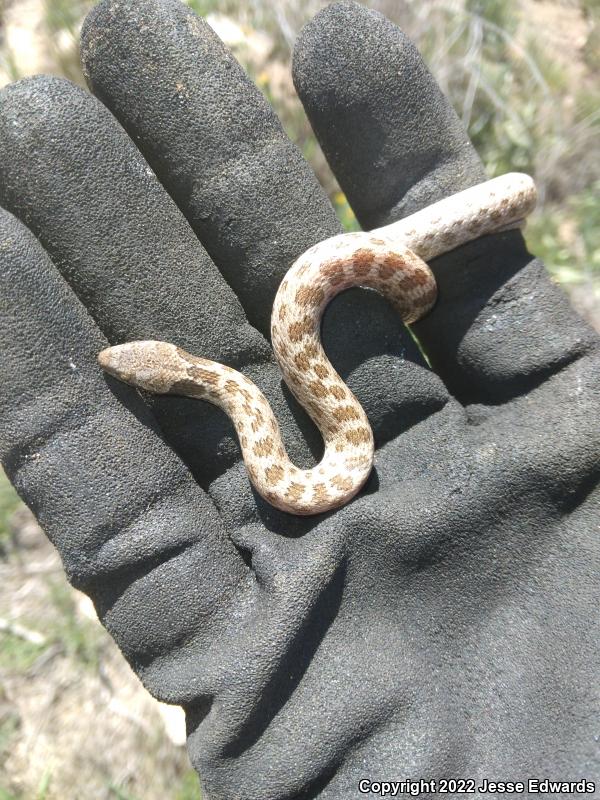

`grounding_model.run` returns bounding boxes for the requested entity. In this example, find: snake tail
[98,173,537,515]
